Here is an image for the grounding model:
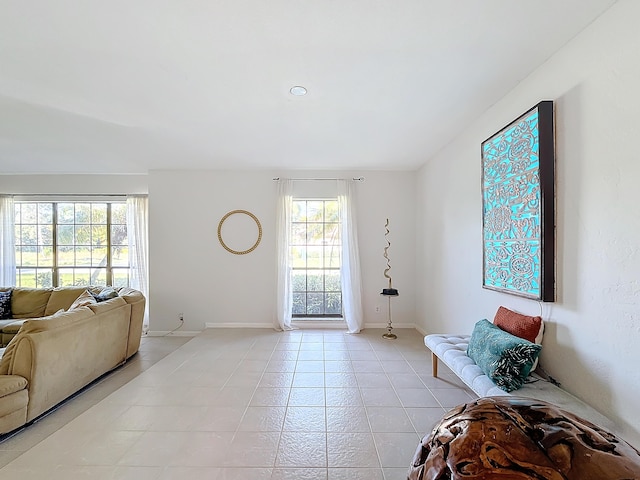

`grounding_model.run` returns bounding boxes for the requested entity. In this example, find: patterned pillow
[467,319,542,392]
[0,290,11,320]
[91,287,119,303]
